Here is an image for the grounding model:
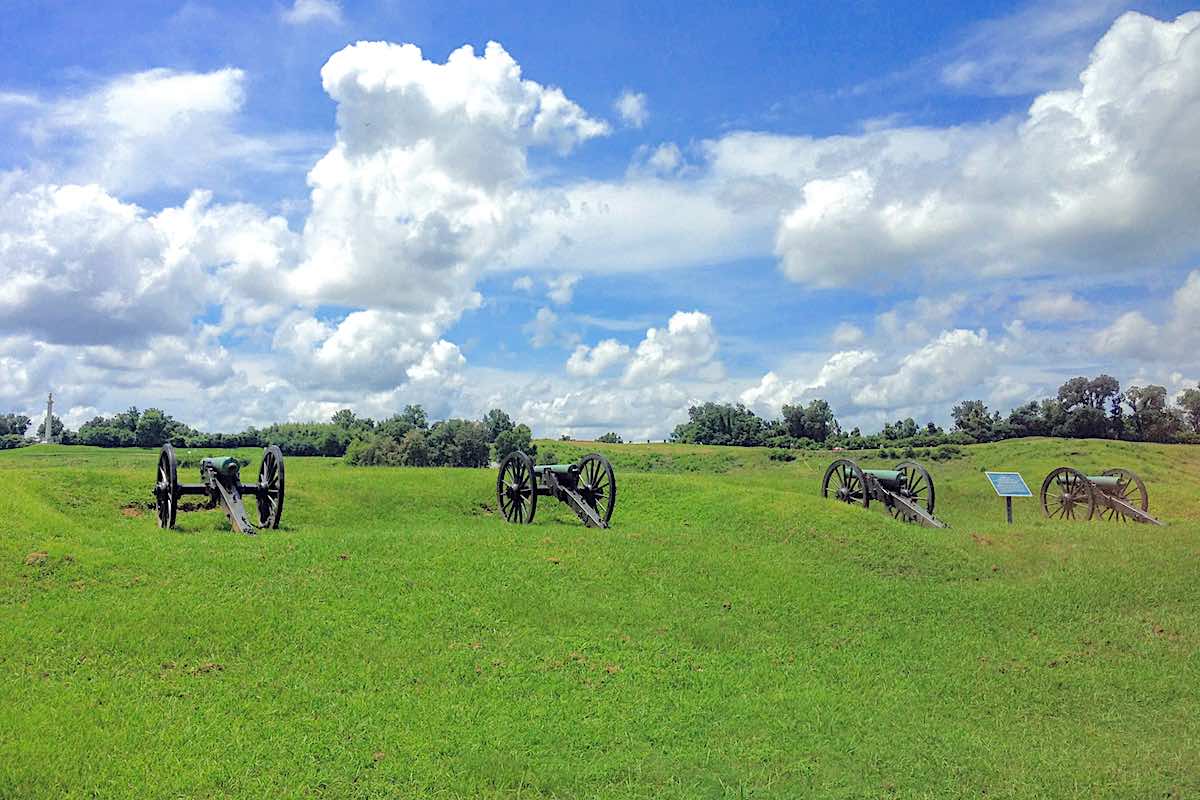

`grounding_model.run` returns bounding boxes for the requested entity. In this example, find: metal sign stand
[985,471,1032,524]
